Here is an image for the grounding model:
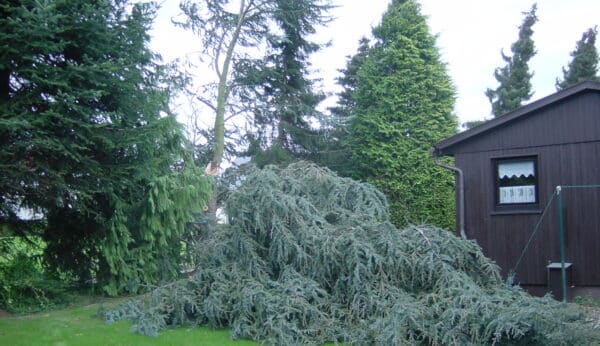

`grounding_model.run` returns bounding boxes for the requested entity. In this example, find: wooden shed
[433,81,600,296]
